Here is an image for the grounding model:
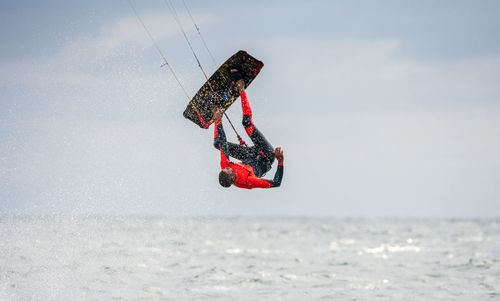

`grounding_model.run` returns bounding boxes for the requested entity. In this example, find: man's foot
[229,66,245,93]
[229,68,244,82]
[234,79,245,93]
[212,107,224,123]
